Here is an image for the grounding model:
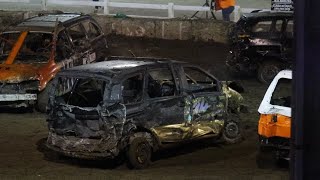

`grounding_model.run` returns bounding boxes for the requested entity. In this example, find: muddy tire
[222,120,242,144]
[36,81,53,113]
[257,61,281,84]
[126,137,152,169]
